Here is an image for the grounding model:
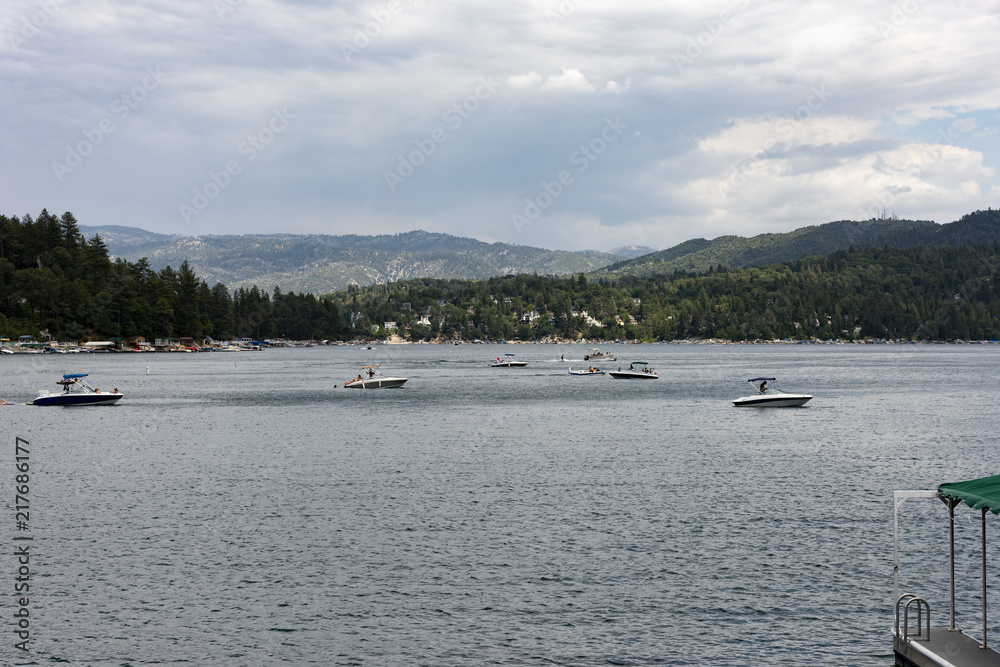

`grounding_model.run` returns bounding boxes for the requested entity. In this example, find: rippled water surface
[2,344,999,665]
